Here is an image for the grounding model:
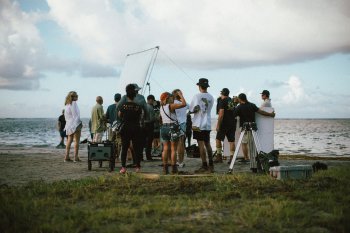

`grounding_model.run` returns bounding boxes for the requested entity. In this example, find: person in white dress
[64,91,82,162]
